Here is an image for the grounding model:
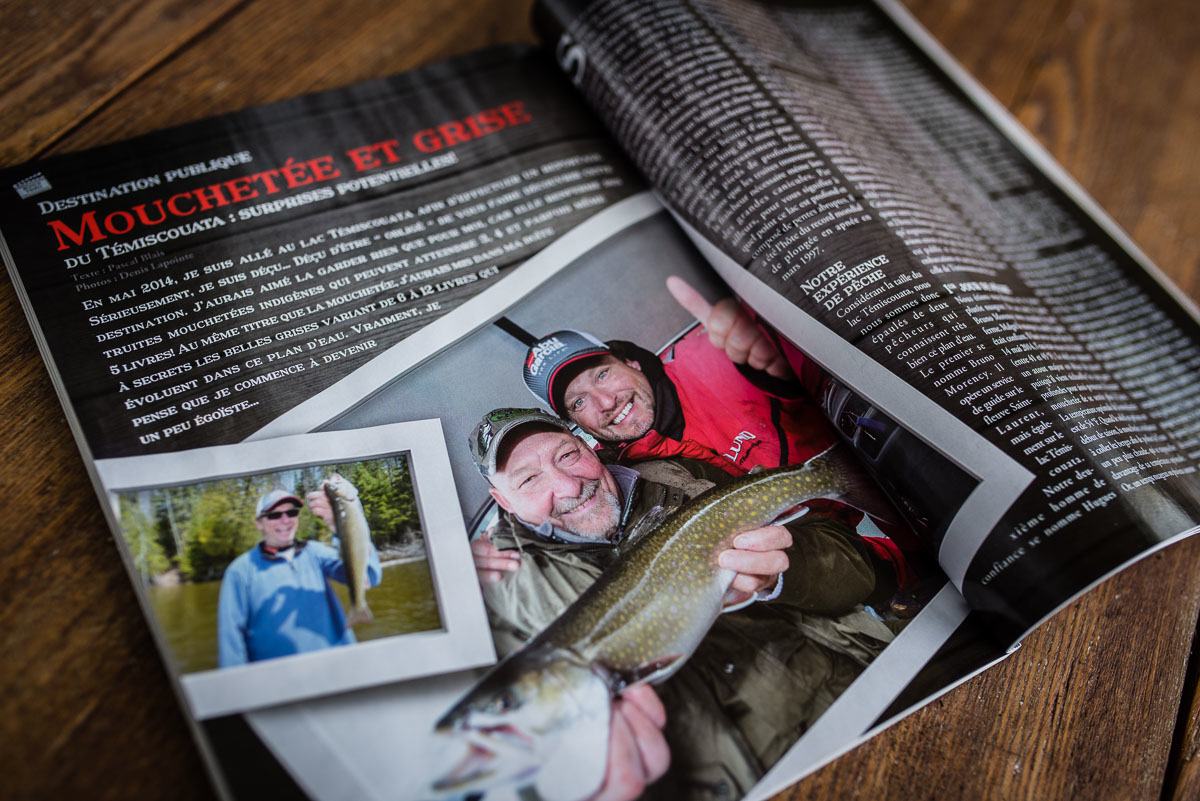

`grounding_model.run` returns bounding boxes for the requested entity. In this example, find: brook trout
[432,444,894,800]
[323,474,373,626]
